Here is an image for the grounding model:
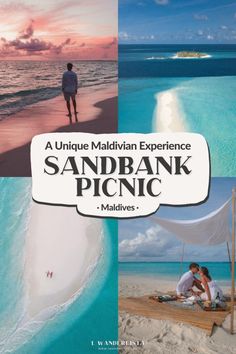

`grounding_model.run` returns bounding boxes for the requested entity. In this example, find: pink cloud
[19,21,34,39]
[102,37,117,49]
[0,1,117,60]
[0,1,33,13]
[2,37,71,55]
[1,22,71,56]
